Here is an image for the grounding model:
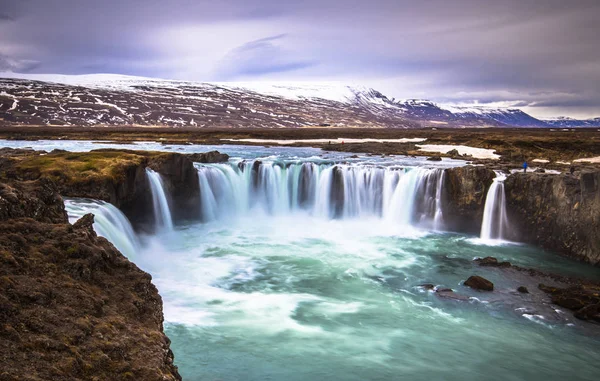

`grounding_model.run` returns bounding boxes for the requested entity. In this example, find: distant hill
[0,73,595,128]
[542,116,600,128]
